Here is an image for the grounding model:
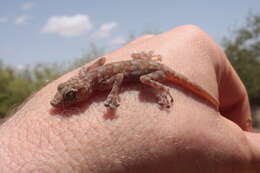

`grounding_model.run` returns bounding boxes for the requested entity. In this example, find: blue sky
[0,0,260,67]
